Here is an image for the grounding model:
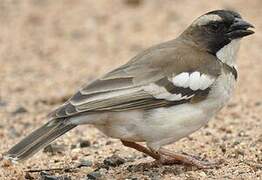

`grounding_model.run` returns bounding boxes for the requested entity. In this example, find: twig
[25,165,78,173]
